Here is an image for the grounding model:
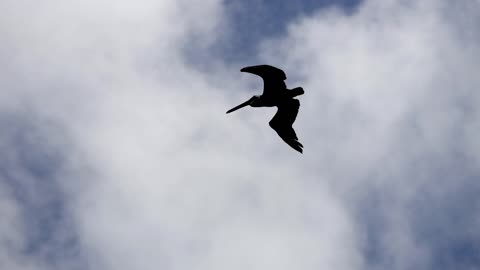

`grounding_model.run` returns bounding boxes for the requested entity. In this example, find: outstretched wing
[241,65,287,96]
[268,99,303,153]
